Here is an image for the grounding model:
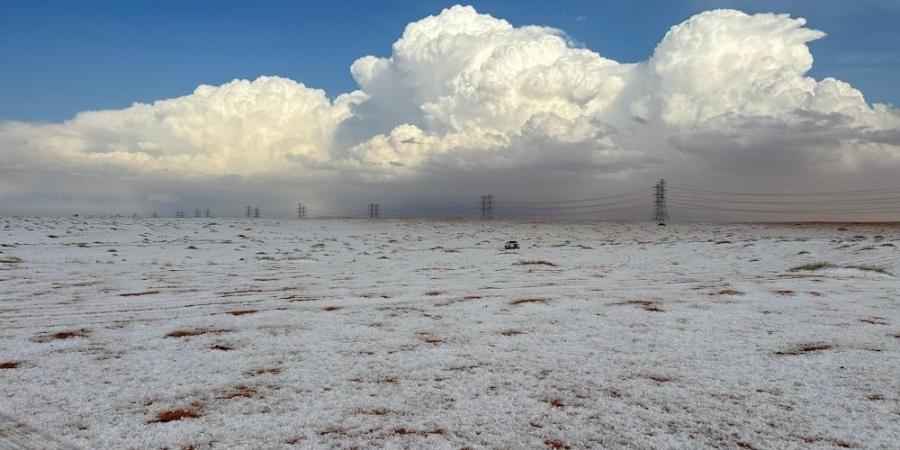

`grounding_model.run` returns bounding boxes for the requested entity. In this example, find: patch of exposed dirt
[514,260,558,267]
[227,309,257,316]
[282,295,320,302]
[510,297,550,306]
[147,408,202,424]
[610,300,664,312]
[245,367,283,377]
[219,384,257,399]
[545,439,571,449]
[717,289,744,296]
[859,317,888,325]
[775,343,833,356]
[0,361,21,369]
[34,328,90,342]
[392,427,444,436]
[417,332,444,344]
[165,328,232,339]
[644,374,674,383]
[119,290,161,297]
